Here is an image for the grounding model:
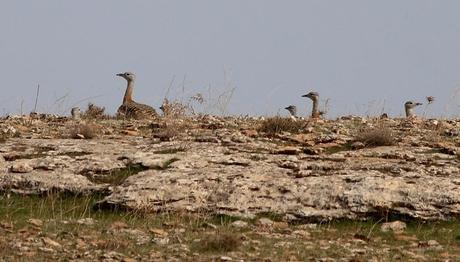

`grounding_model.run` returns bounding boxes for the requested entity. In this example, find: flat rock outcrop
[101,145,460,221]
[1,115,460,220]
